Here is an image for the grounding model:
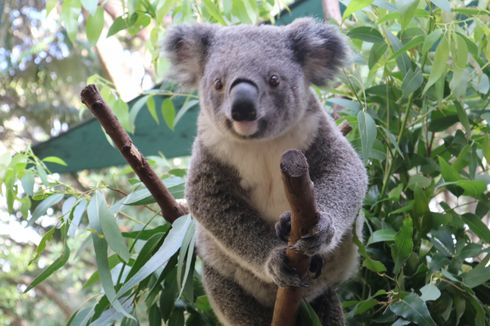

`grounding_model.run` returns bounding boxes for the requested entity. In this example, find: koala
[163,18,368,326]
